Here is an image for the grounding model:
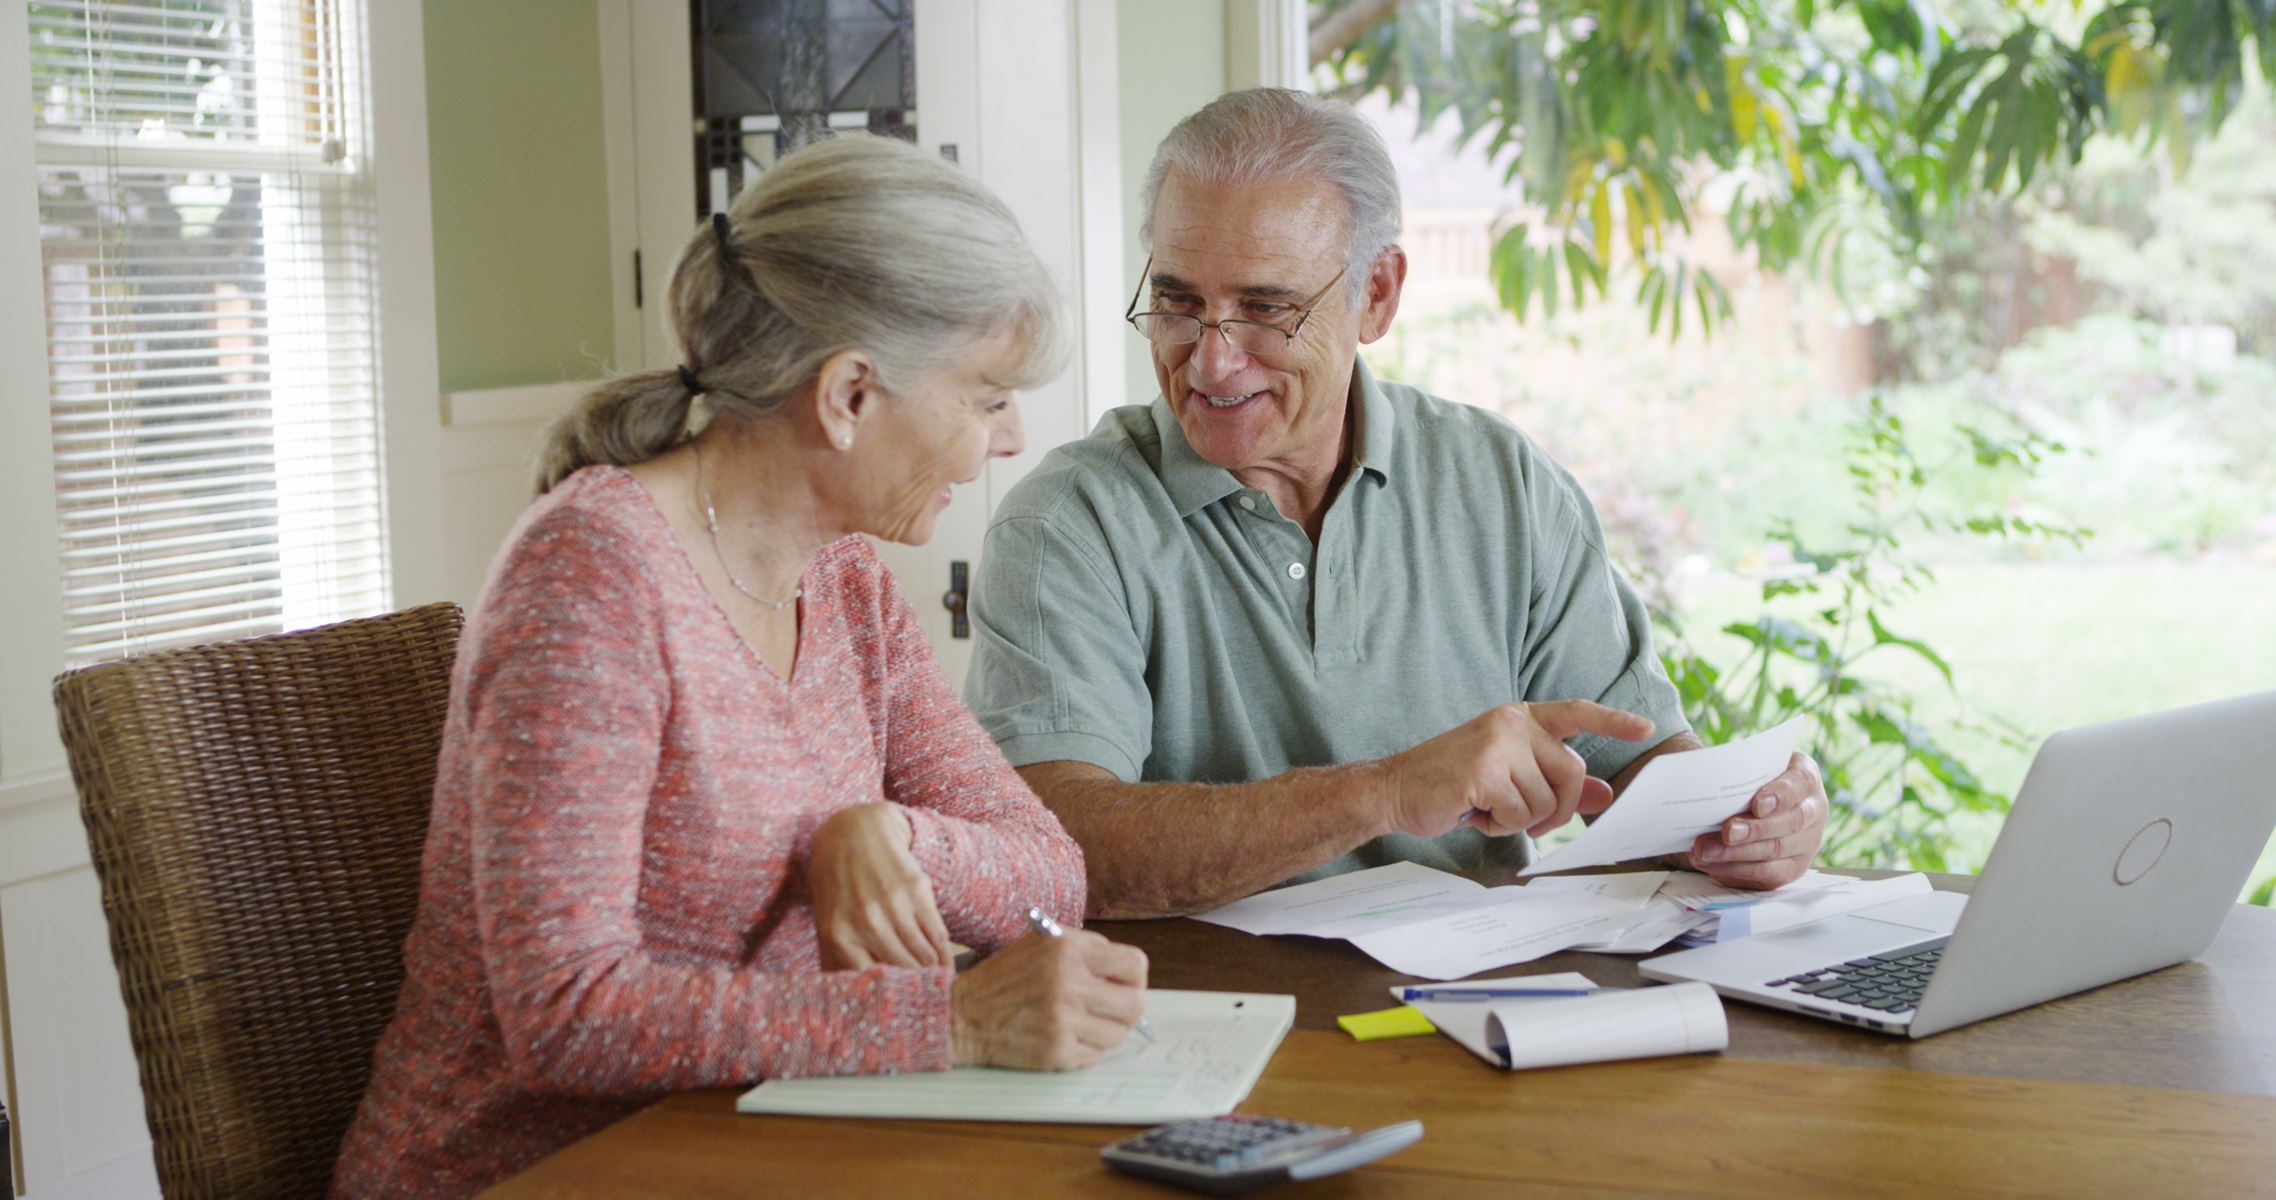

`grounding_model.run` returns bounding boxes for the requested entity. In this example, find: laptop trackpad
[1749,891,1966,959]
[1849,889,1967,934]
[1751,914,1913,958]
